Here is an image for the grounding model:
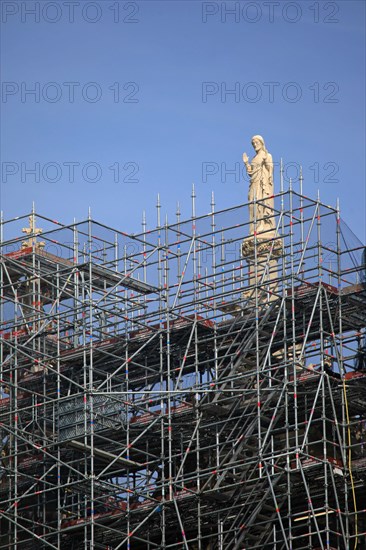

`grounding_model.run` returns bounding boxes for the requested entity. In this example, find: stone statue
[243,135,275,236]
[241,136,281,303]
